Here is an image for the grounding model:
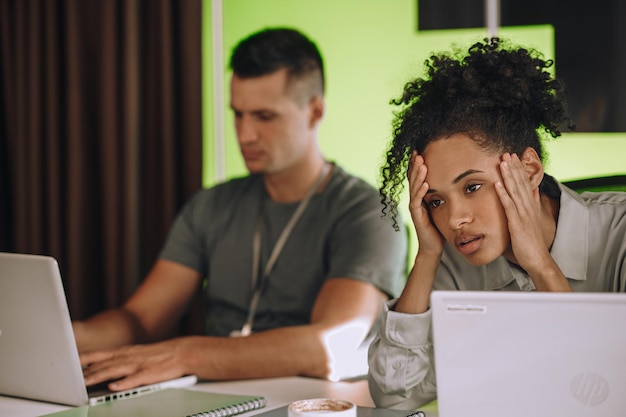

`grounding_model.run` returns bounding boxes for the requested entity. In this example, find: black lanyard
[230,162,331,337]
